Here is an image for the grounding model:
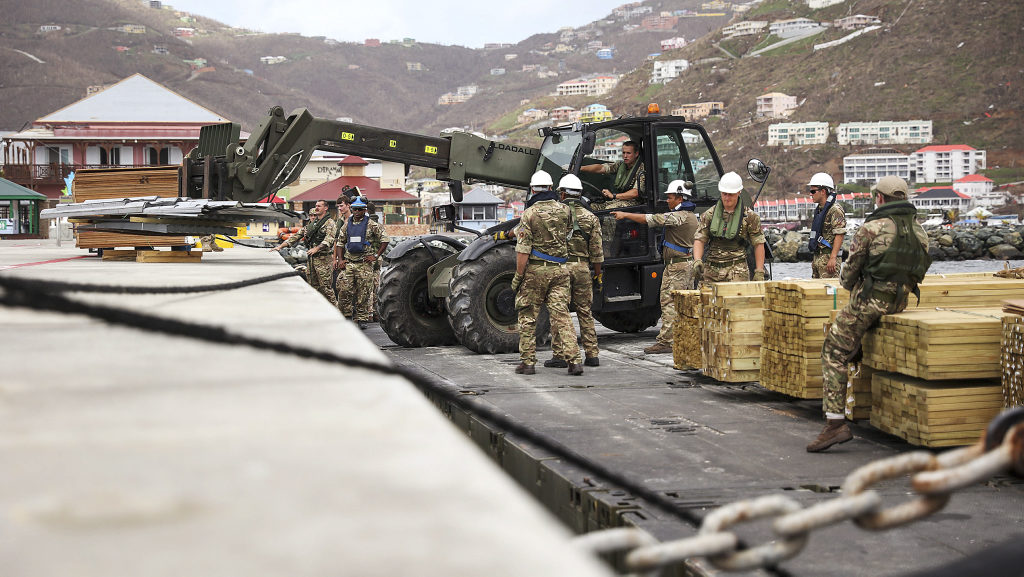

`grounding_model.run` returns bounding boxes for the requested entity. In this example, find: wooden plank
[101,249,139,261]
[136,250,202,263]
